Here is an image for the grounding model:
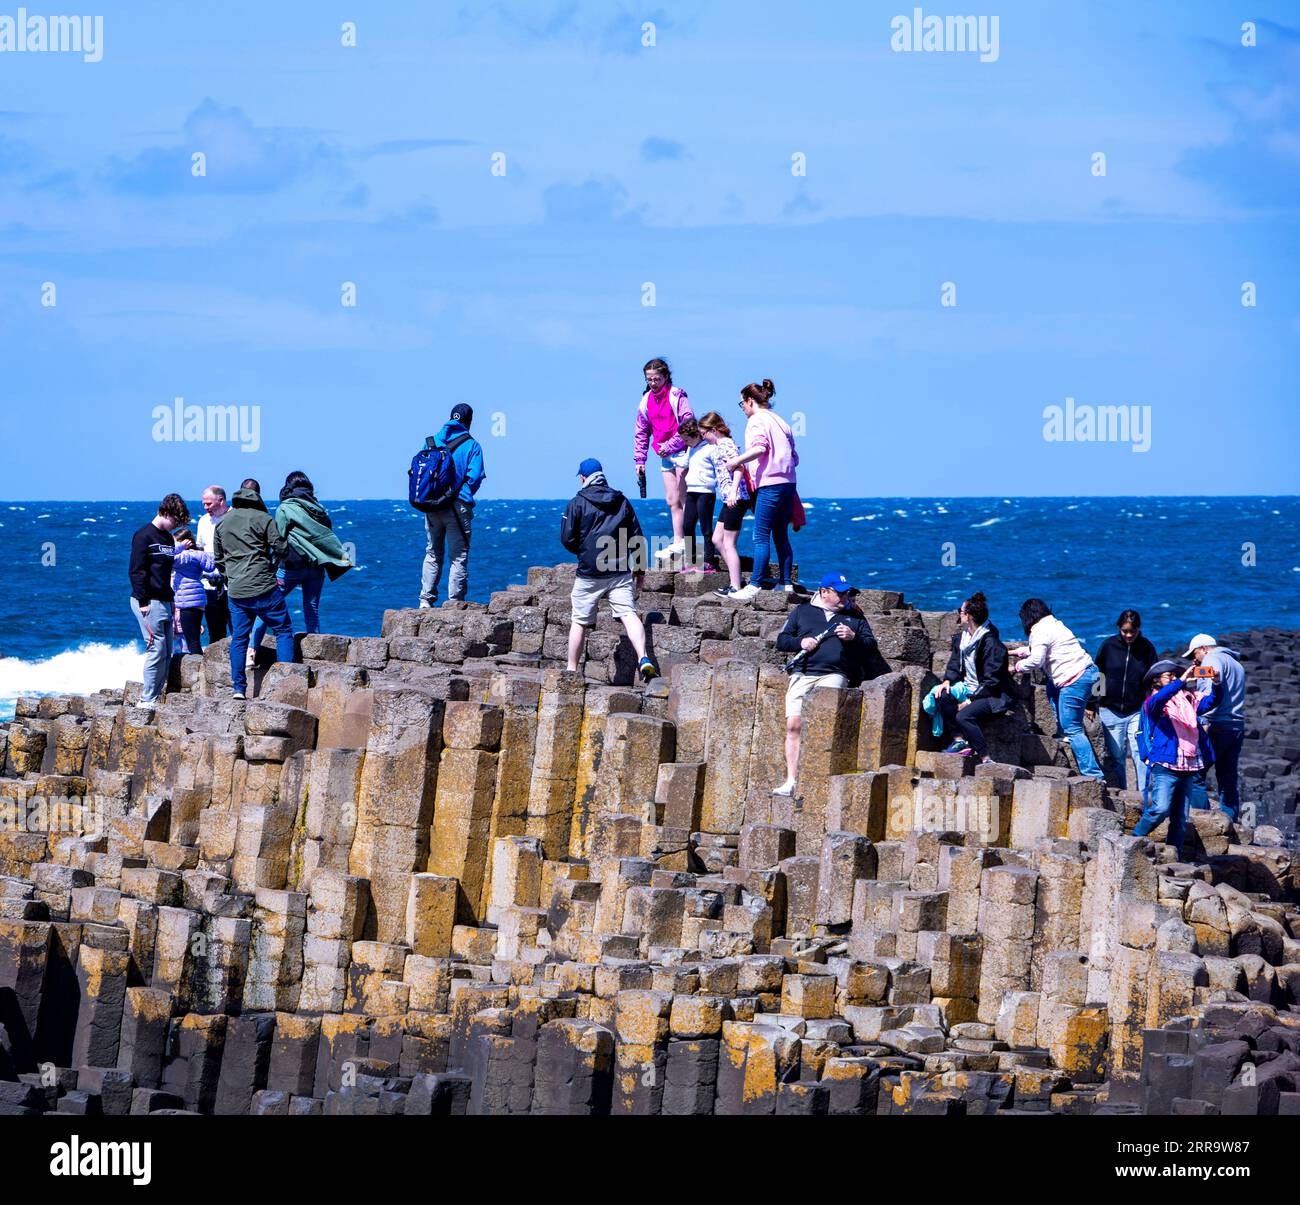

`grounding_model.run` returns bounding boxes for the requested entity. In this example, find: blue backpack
[408,432,472,512]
